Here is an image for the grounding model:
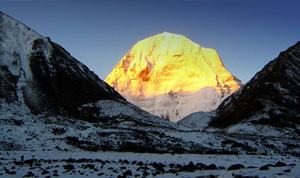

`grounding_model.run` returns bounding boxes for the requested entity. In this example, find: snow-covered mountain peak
[162,31,172,36]
[105,32,242,121]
